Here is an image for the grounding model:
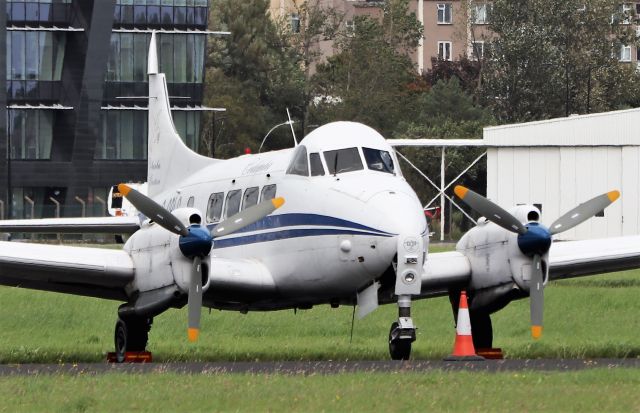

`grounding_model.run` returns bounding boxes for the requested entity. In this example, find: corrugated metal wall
[487,145,637,241]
